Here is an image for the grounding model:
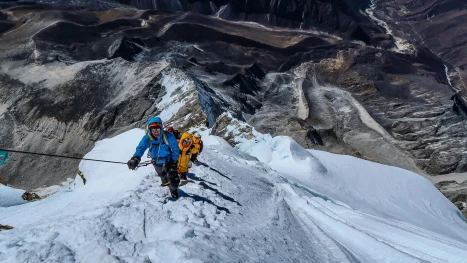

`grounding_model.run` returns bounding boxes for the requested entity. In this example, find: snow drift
[239,135,467,242]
